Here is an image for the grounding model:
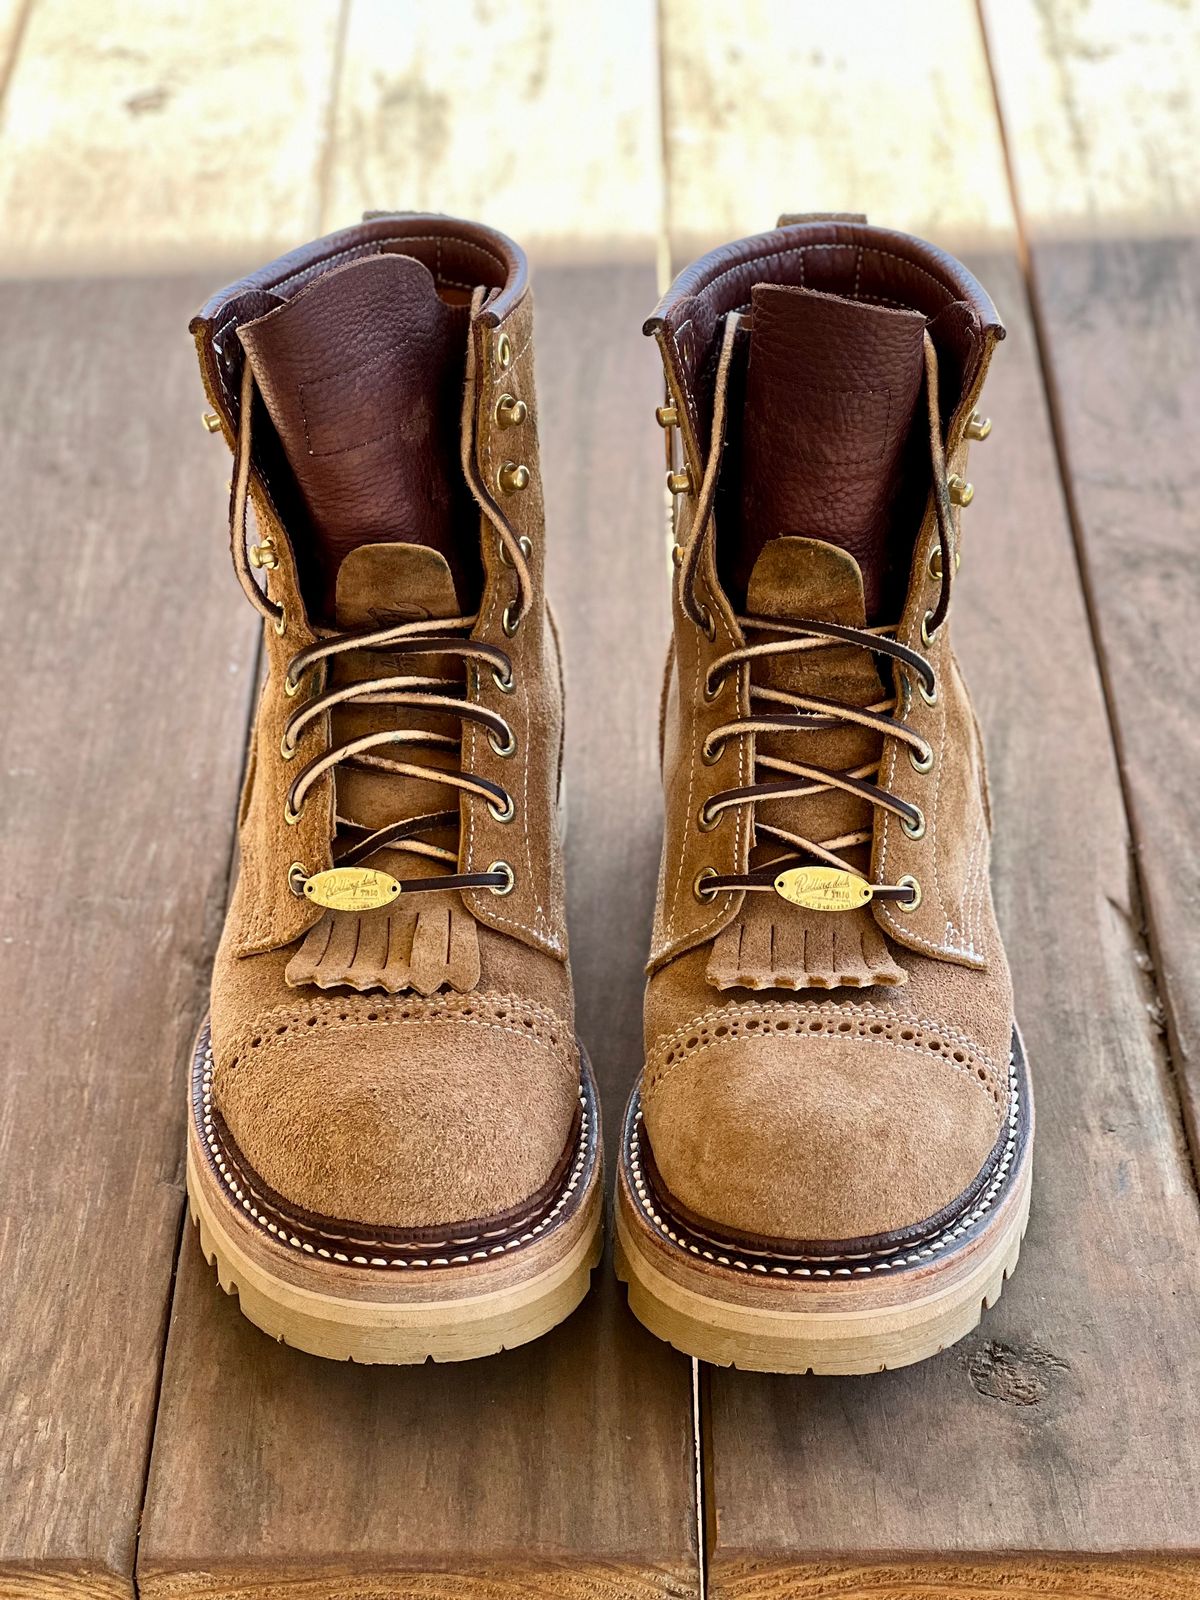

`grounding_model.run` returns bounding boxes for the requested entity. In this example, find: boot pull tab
[775,211,867,227]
